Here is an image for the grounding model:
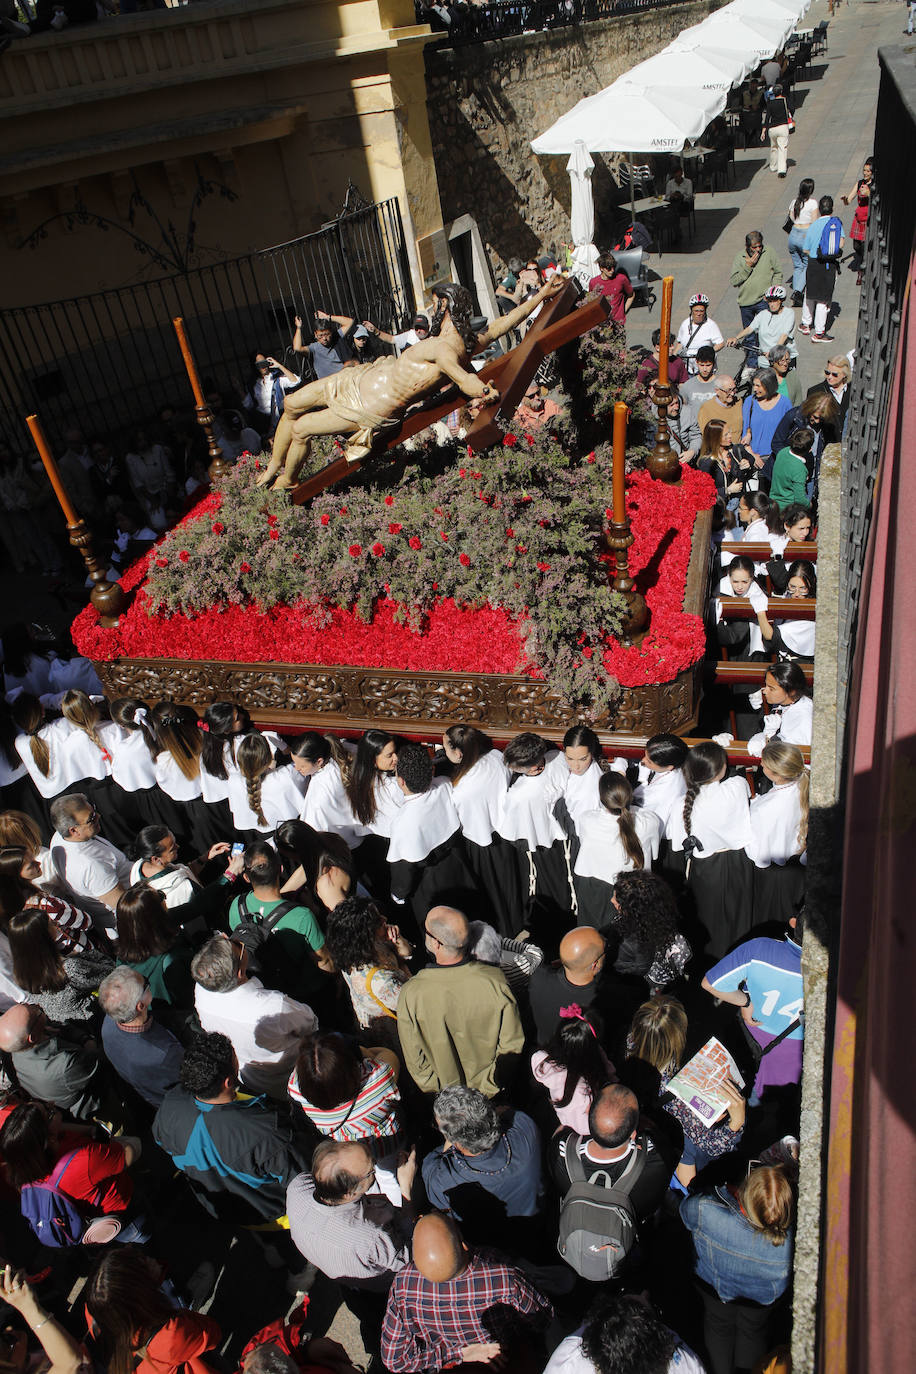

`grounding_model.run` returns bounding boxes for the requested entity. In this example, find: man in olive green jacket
[397,906,524,1098]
